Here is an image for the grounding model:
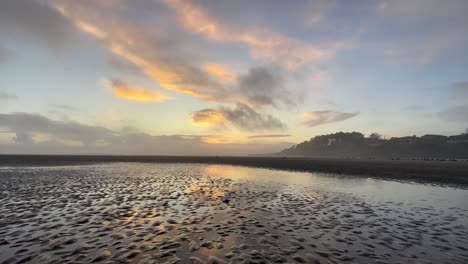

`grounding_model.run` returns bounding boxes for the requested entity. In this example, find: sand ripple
[0,163,467,263]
